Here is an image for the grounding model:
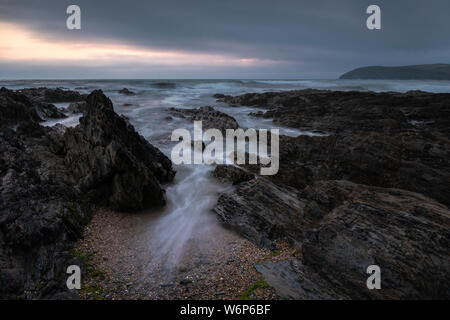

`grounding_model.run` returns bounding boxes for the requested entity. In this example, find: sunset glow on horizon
[0,22,274,68]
